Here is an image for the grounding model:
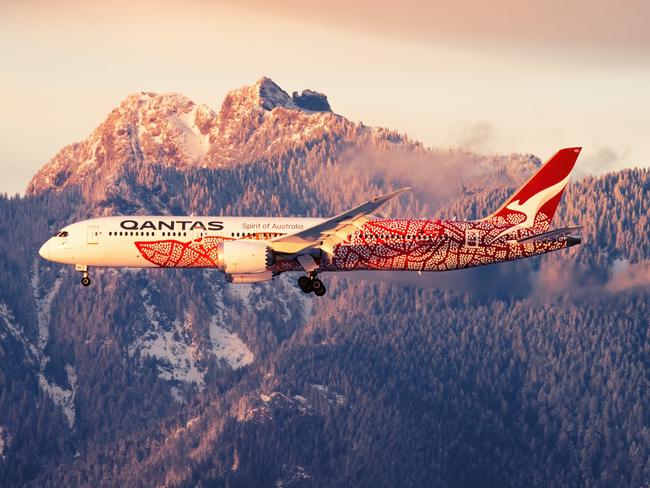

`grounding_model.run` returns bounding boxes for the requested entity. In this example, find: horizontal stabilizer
[517,226,582,243]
